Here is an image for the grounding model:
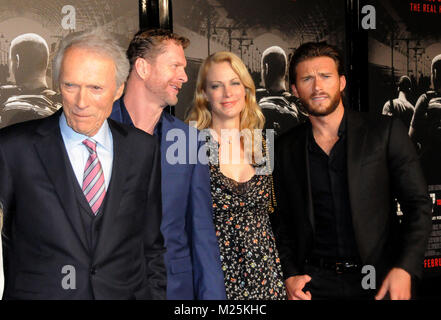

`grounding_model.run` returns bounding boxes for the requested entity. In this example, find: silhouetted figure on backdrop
[409,54,441,184]
[382,75,415,129]
[0,33,61,128]
[256,46,306,136]
[0,64,8,84]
